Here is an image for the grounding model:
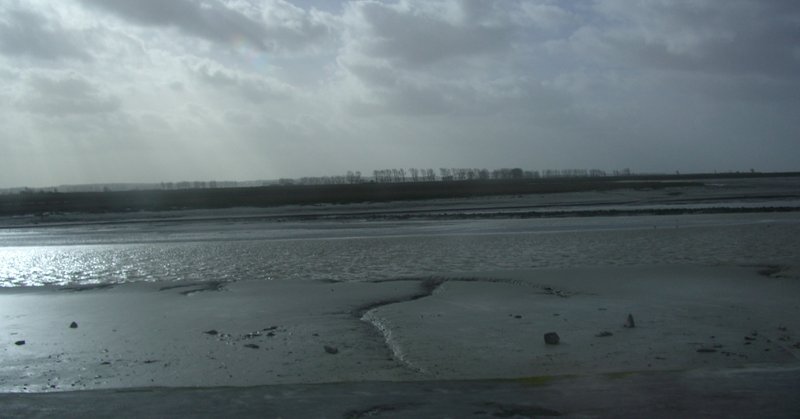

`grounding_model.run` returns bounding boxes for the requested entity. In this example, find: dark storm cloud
[354,1,513,66]
[81,0,268,49]
[191,62,293,103]
[80,0,333,52]
[588,0,800,79]
[0,8,90,61]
